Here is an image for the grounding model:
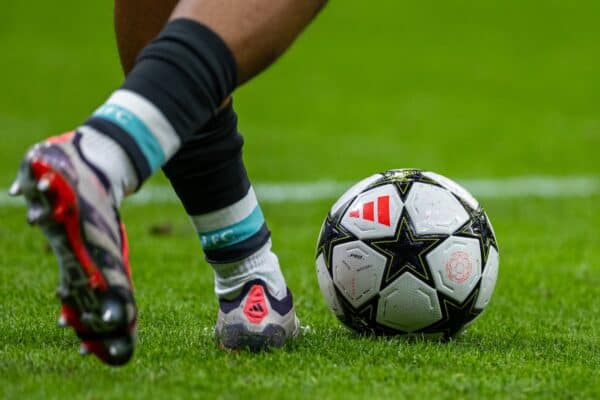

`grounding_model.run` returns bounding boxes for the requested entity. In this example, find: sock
[192,188,287,300]
[78,126,138,206]
[80,19,236,194]
[163,103,288,300]
[212,239,286,300]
